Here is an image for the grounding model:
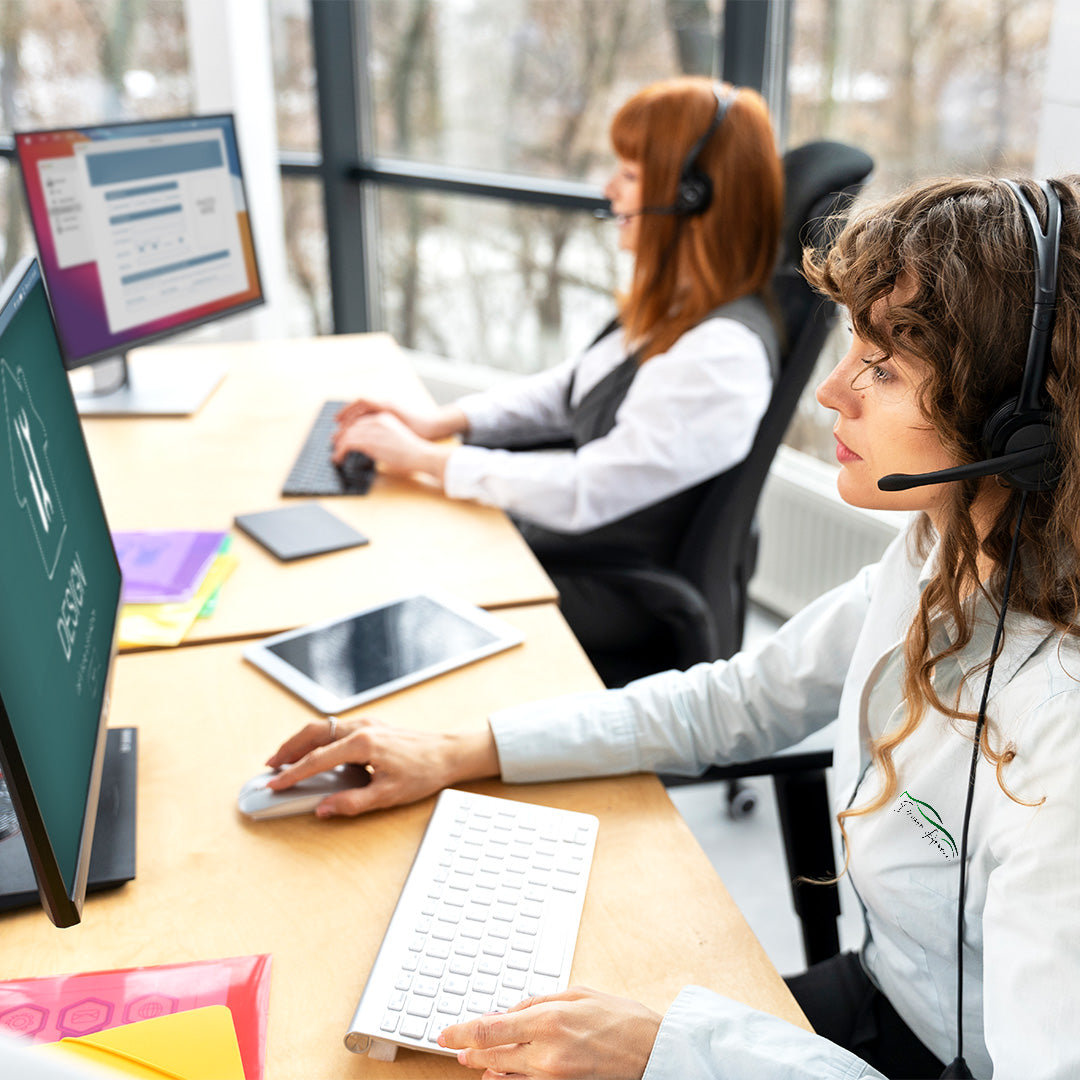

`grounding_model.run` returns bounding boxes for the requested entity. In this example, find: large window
[783,0,1054,462]
[0,0,1066,453]
[361,2,725,374]
[365,1,721,182]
